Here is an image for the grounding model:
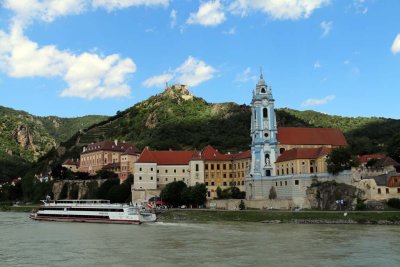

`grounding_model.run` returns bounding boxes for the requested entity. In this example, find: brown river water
[0,212,399,267]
